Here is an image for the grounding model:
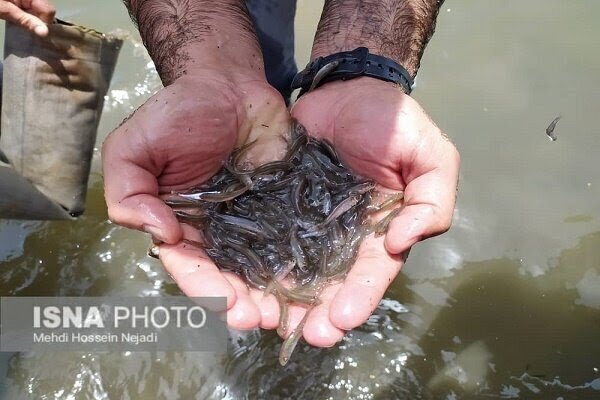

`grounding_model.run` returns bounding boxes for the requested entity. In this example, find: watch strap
[291,47,414,97]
